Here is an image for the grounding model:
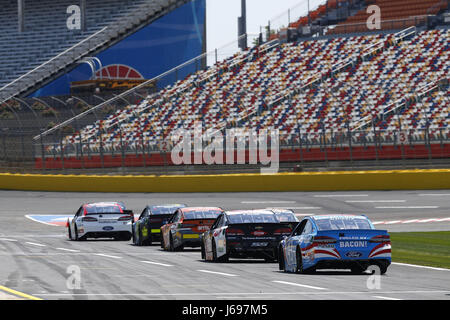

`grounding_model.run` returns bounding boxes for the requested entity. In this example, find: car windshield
[274,212,298,222]
[85,205,122,215]
[227,213,278,224]
[314,216,373,230]
[183,209,222,220]
[151,205,183,215]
